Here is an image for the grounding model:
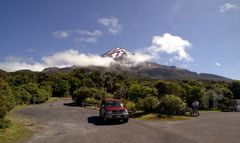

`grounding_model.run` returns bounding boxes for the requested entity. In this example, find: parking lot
[18,99,240,143]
